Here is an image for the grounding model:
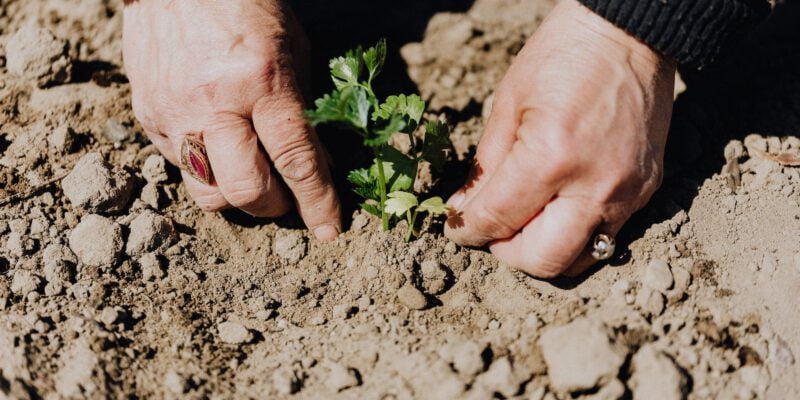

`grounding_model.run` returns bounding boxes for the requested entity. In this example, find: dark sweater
[578,0,771,67]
